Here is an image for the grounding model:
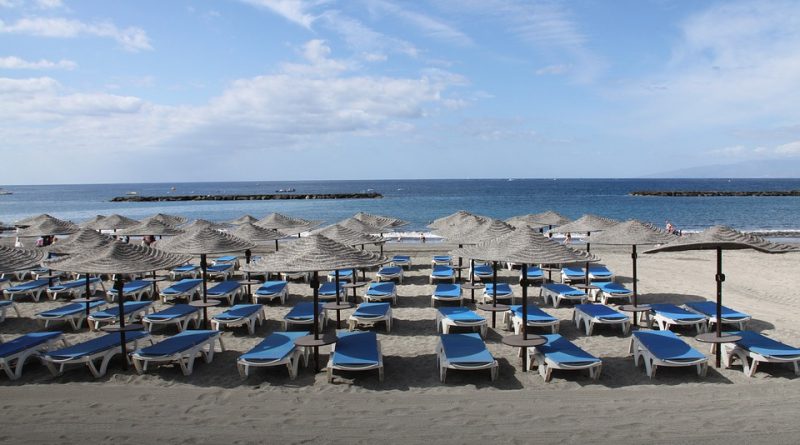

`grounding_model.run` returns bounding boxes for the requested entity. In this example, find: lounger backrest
[432,265,453,275]
[208,280,241,294]
[94,301,152,317]
[439,307,483,321]
[353,302,390,317]
[435,283,461,296]
[333,331,379,365]
[165,279,203,293]
[217,304,262,319]
[632,330,705,360]
[440,333,494,364]
[729,330,800,357]
[136,330,217,356]
[8,279,50,291]
[379,266,402,274]
[286,302,323,319]
[46,331,149,359]
[367,282,395,294]
[485,283,511,293]
[650,304,705,320]
[685,302,747,318]
[537,334,601,364]
[256,281,287,294]
[146,304,198,319]
[543,283,581,294]
[240,331,309,361]
[38,300,106,317]
[575,304,626,318]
